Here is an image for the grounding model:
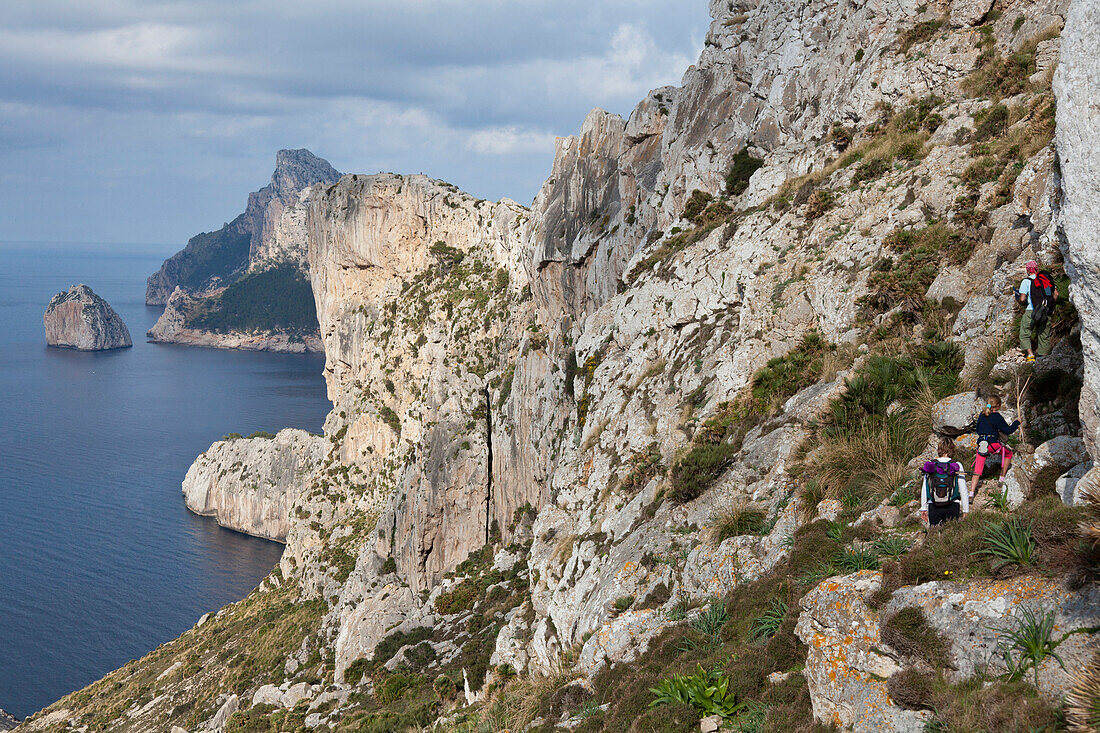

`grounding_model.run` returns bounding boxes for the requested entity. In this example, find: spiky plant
[1067,652,1100,732]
